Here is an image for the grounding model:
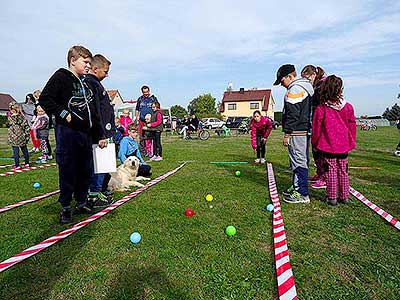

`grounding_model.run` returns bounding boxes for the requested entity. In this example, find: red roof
[0,93,16,111]
[220,89,273,113]
[107,90,120,100]
[123,100,137,104]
